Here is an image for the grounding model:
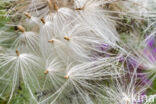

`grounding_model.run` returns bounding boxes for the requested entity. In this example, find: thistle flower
[24,12,41,28]
[64,56,122,80]
[101,66,150,104]
[43,57,66,90]
[11,25,40,54]
[0,50,43,103]
[45,6,76,30]
[74,0,119,45]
